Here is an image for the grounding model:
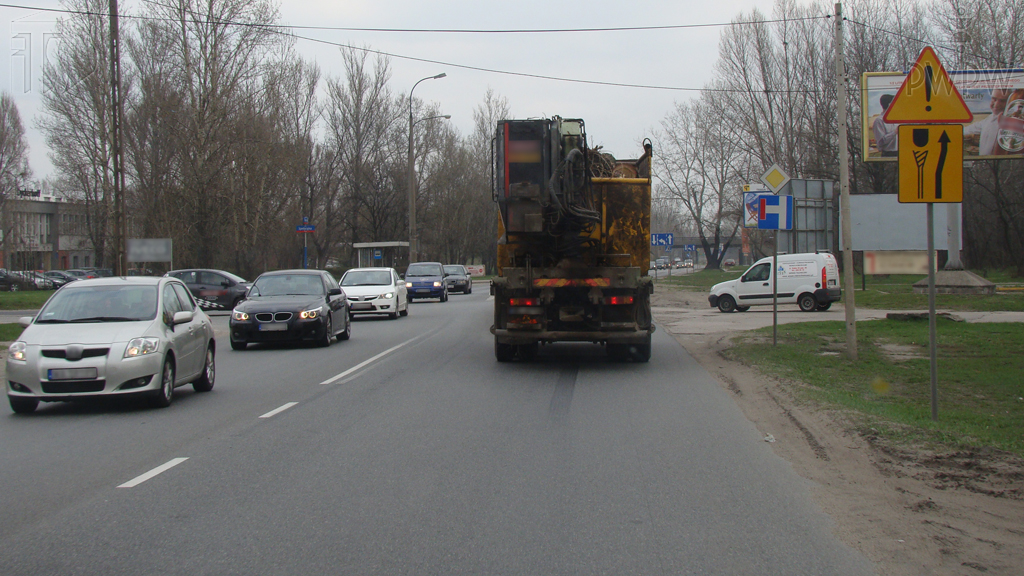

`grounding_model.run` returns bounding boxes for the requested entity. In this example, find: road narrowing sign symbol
[883,47,973,124]
[897,124,963,203]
